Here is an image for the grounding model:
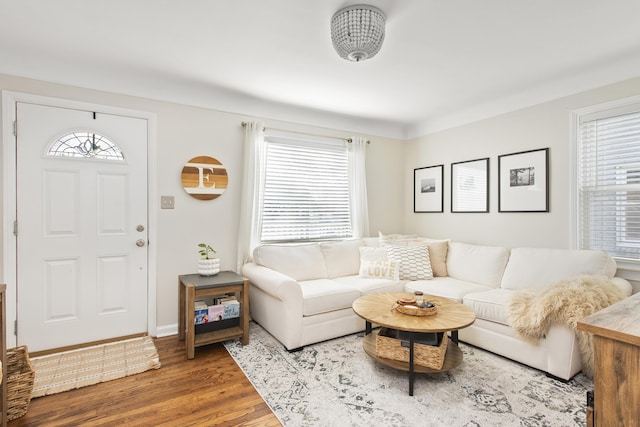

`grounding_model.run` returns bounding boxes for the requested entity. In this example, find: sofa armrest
[611,276,633,297]
[242,263,303,301]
